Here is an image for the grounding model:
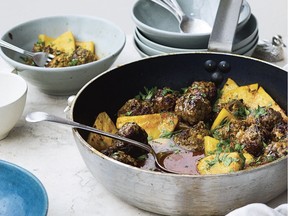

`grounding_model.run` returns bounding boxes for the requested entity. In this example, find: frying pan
[70,1,287,215]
